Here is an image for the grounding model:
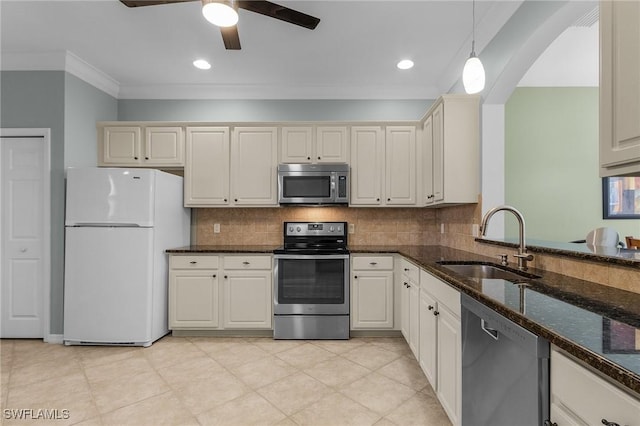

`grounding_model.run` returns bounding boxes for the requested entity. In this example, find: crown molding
[1,51,120,98]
